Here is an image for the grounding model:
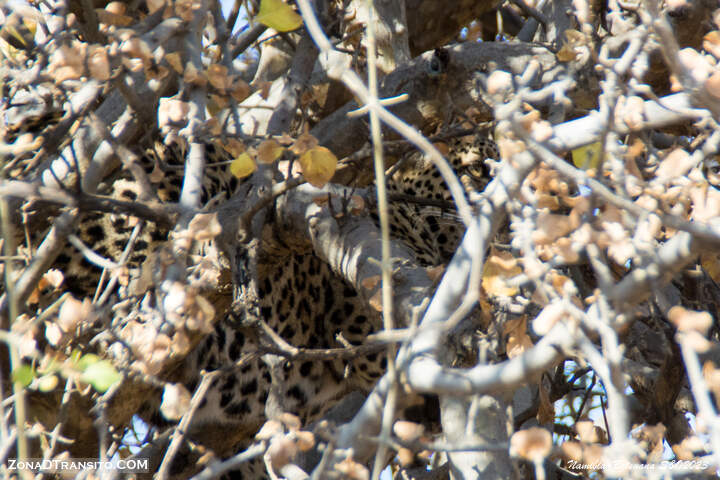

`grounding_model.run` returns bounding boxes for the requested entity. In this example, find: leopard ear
[427,48,450,76]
